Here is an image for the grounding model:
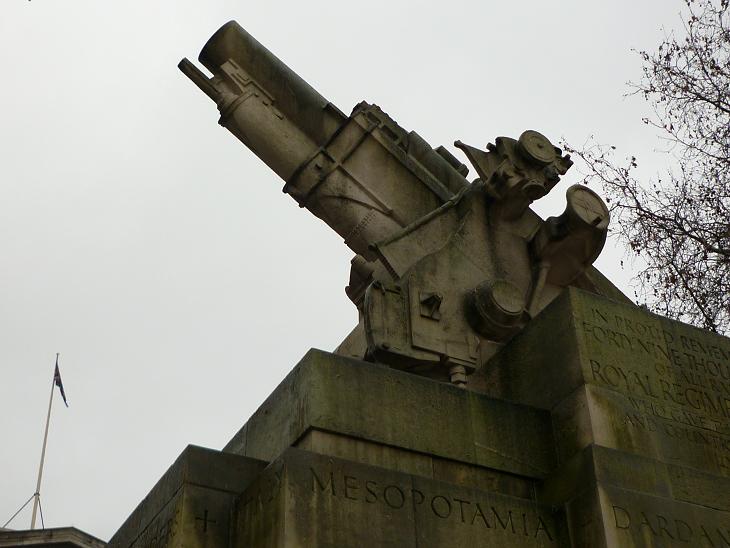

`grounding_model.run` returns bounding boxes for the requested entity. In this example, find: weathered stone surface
[234,447,567,548]
[108,270,730,547]
[409,474,566,548]
[543,444,730,515]
[180,21,619,384]
[108,445,265,548]
[469,288,730,546]
[481,288,730,476]
[224,349,556,479]
[297,429,535,501]
[171,23,668,544]
[297,429,434,478]
[542,447,730,547]
[597,484,730,548]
